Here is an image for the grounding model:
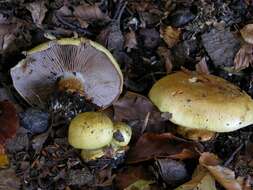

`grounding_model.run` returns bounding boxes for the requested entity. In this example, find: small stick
[224,143,244,167]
